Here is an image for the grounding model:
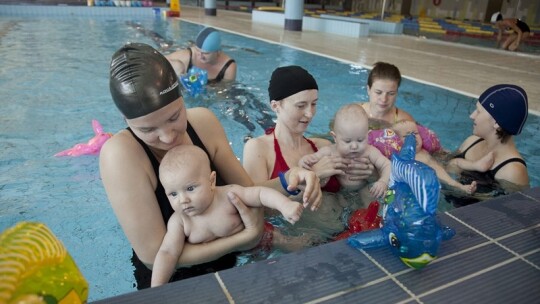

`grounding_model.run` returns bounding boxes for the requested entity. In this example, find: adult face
[195,47,218,64]
[126,98,188,151]
[272,89,318,134]
[470,101,497,138]
[367,79,399,114]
